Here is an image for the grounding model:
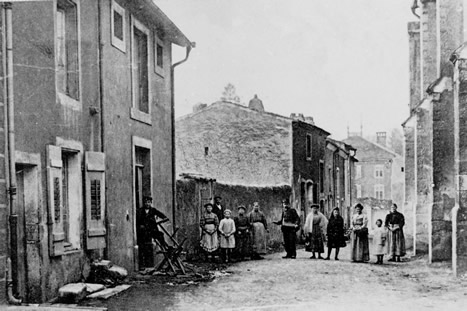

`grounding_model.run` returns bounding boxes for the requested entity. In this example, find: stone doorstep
[86,285,132,300]
[58,283,107,304]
